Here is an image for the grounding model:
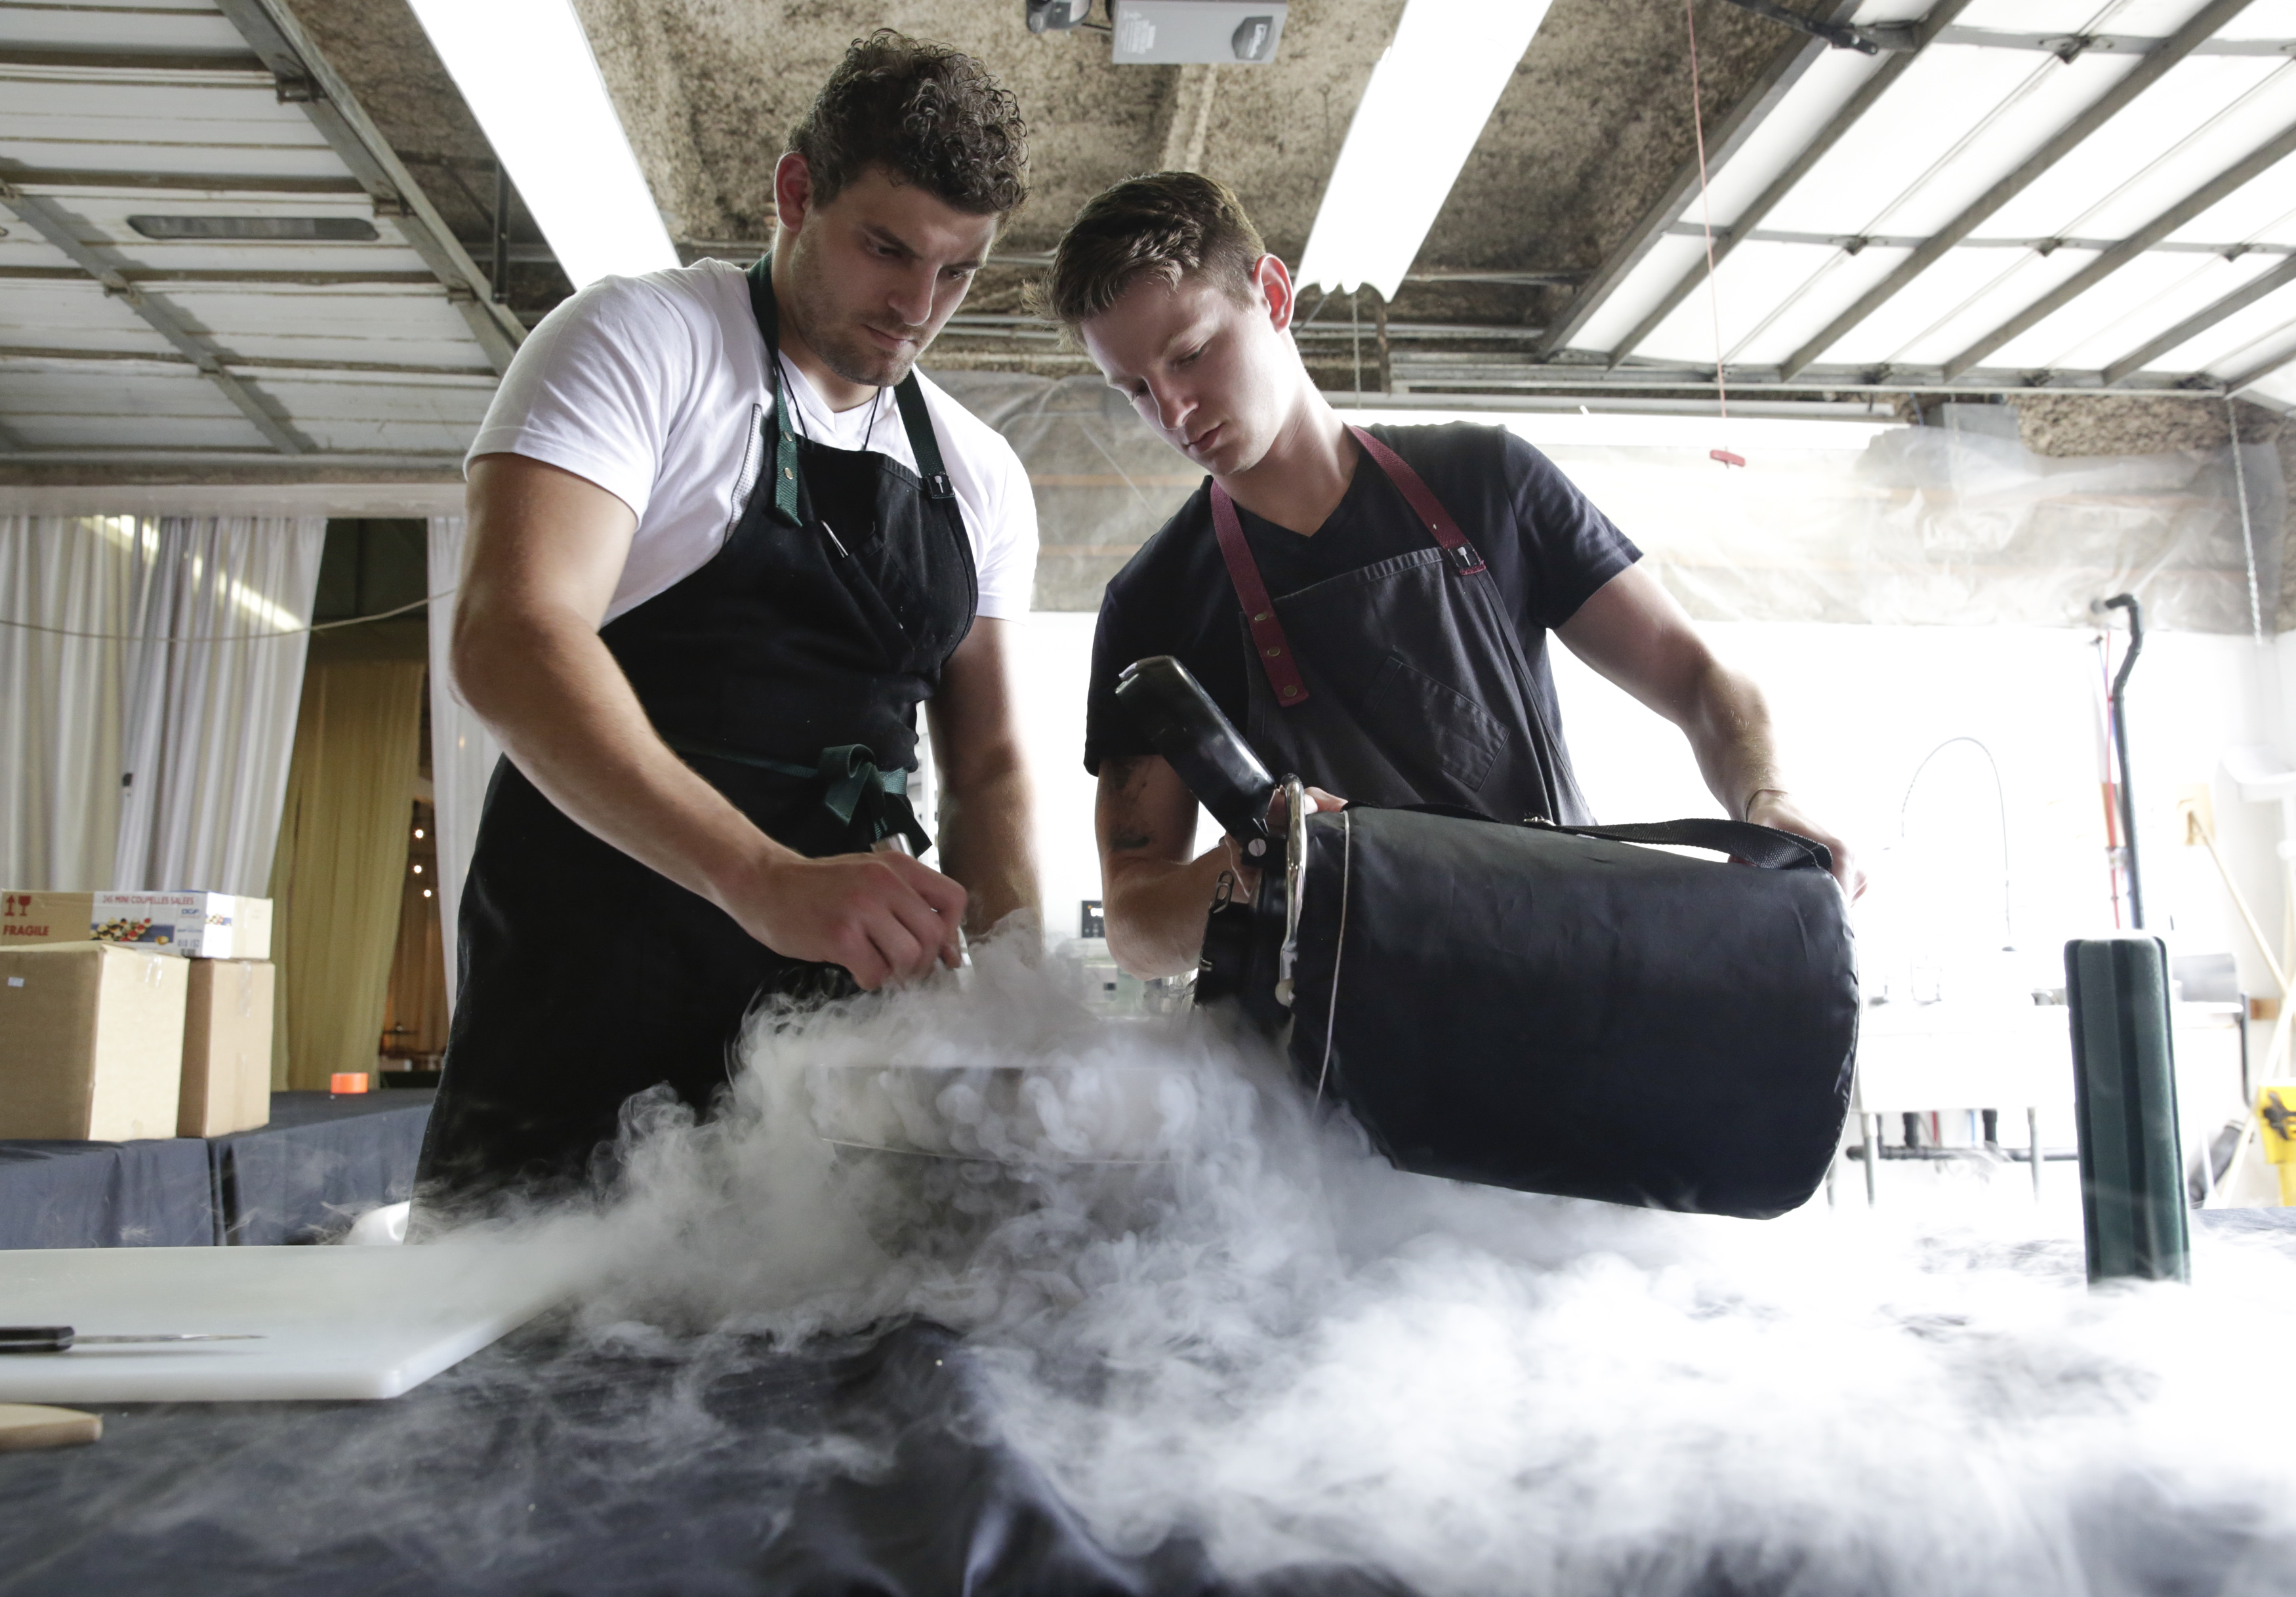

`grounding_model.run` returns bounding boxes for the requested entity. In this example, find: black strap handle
[1528,817,1832,874]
